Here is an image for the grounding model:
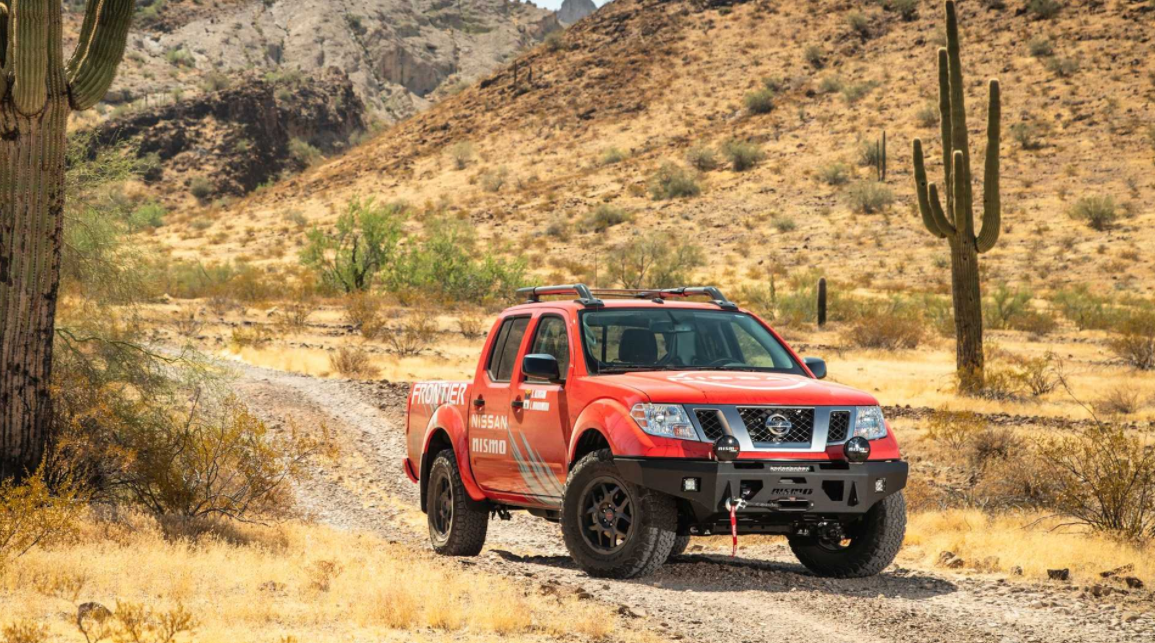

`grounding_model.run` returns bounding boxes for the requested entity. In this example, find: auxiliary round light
[714,435,741,462]
[844,436,871,463]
